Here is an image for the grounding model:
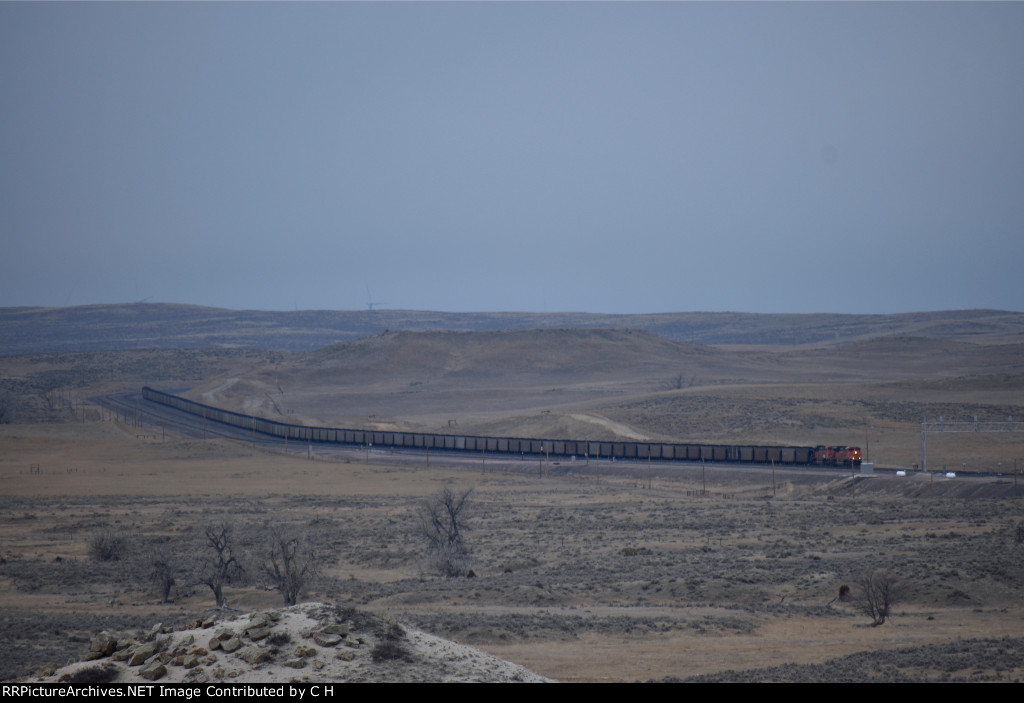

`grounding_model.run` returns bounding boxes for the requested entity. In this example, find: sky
[2,2,1022,315]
